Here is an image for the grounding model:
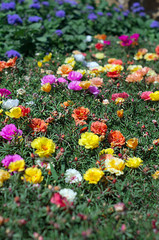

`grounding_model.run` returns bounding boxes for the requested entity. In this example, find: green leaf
[50,164,58,180]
